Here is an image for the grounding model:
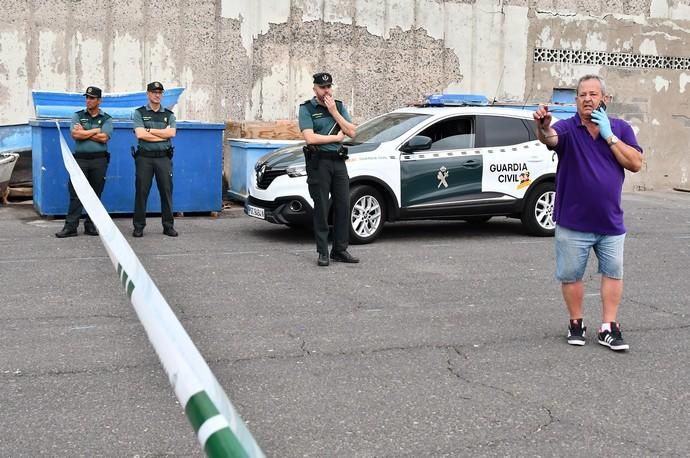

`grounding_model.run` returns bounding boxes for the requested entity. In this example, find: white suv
[245,103,565,244]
